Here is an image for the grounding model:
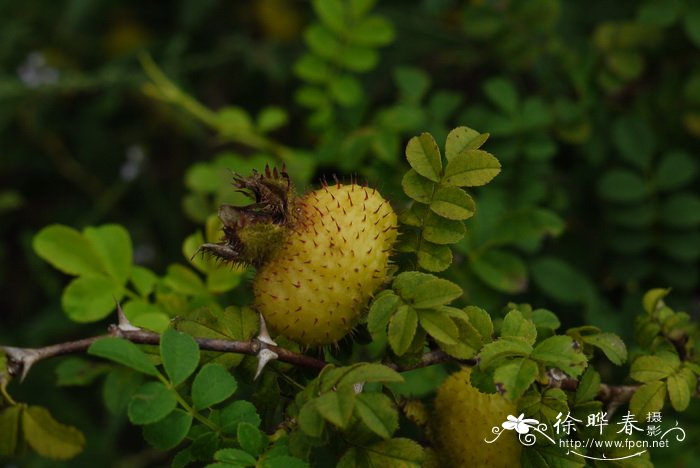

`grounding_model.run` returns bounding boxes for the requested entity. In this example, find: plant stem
[162,376,220,432]
[2,328,696,413]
